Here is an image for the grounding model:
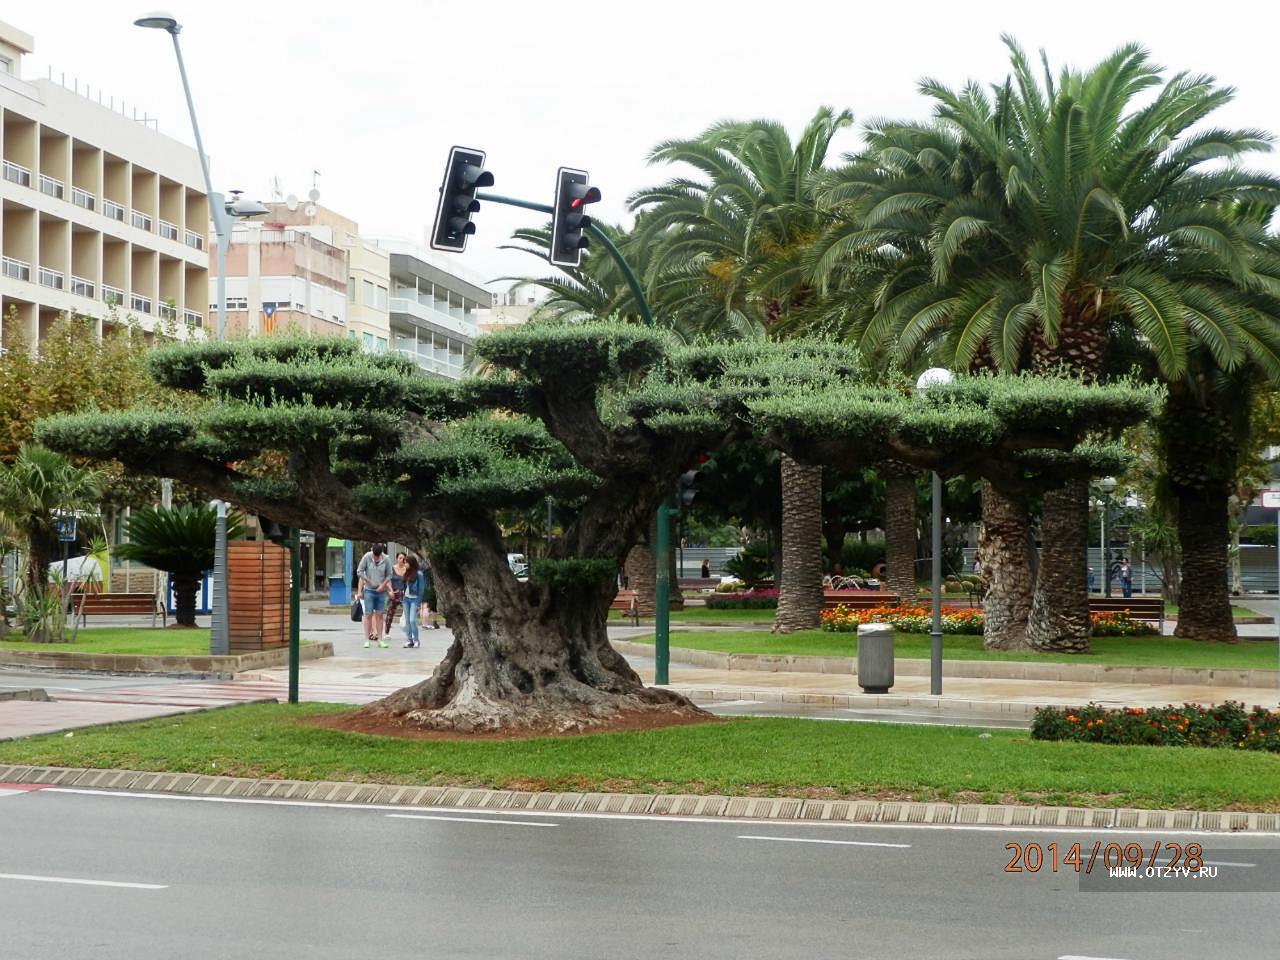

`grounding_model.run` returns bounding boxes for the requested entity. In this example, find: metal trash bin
[857,622,894,693]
